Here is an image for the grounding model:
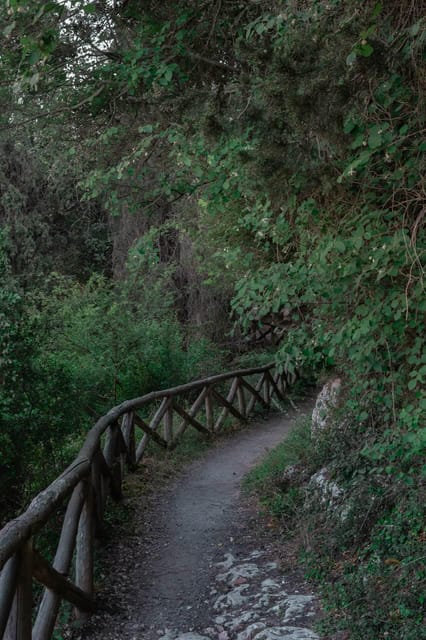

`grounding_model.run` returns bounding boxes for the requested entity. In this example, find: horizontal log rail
[0,363,297,639]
